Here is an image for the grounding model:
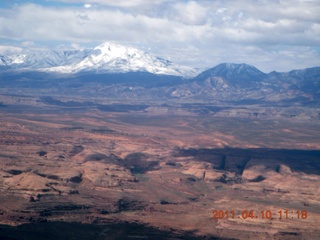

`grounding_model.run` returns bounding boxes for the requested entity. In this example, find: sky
[0,0,319,72]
